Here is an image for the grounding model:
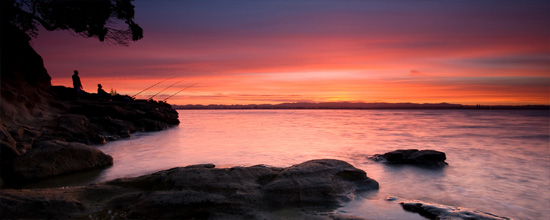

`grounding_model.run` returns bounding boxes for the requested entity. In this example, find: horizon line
[170,102,550,110]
